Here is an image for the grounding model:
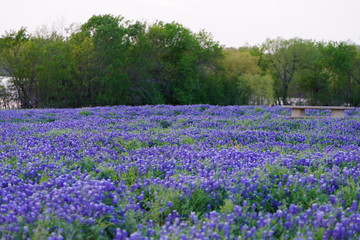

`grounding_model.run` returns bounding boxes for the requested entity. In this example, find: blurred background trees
[0,14,359,108]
